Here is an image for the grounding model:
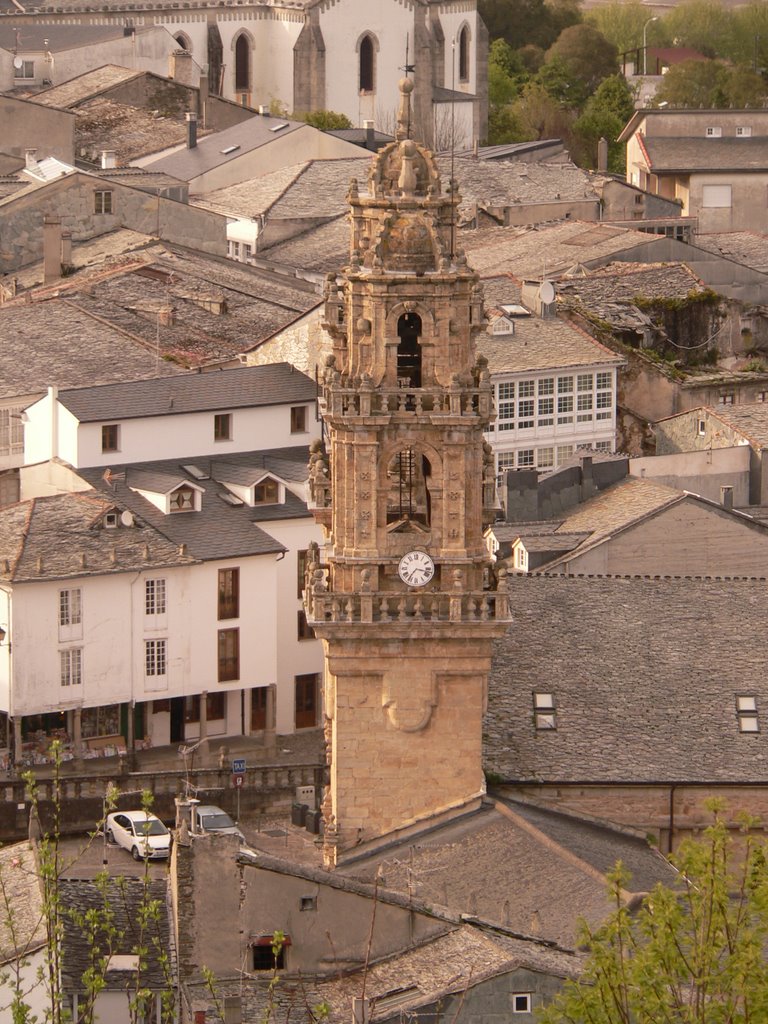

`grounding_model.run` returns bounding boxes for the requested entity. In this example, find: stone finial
[396,76,414,141]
